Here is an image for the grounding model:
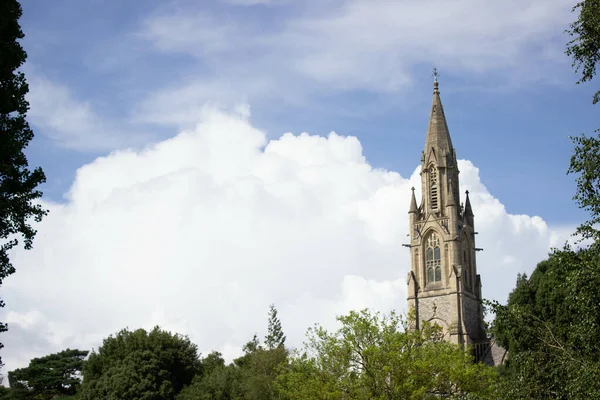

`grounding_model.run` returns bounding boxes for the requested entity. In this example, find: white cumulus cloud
[1,107,570,374]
